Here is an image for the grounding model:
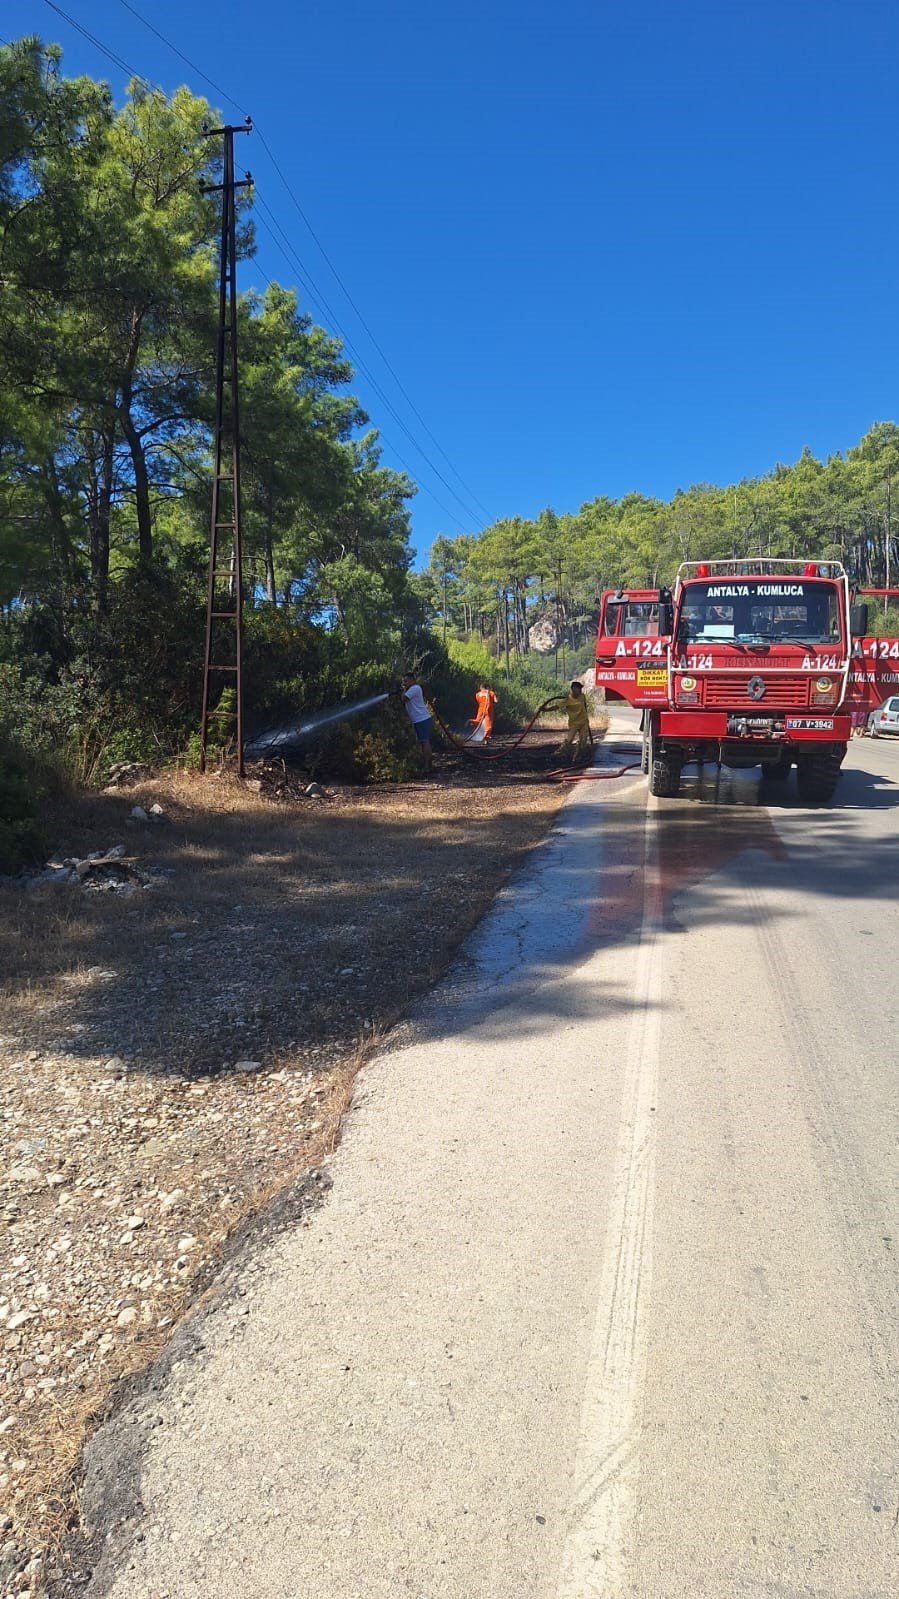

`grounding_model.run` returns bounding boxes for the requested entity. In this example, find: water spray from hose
[245,692,390,757]
[245,685,583,771]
